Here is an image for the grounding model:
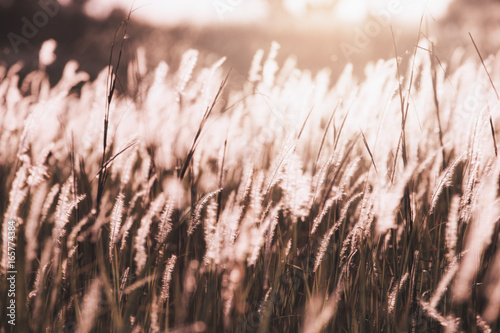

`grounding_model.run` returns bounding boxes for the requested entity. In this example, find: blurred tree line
[0,0,495,89]
[0,0,127,84]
